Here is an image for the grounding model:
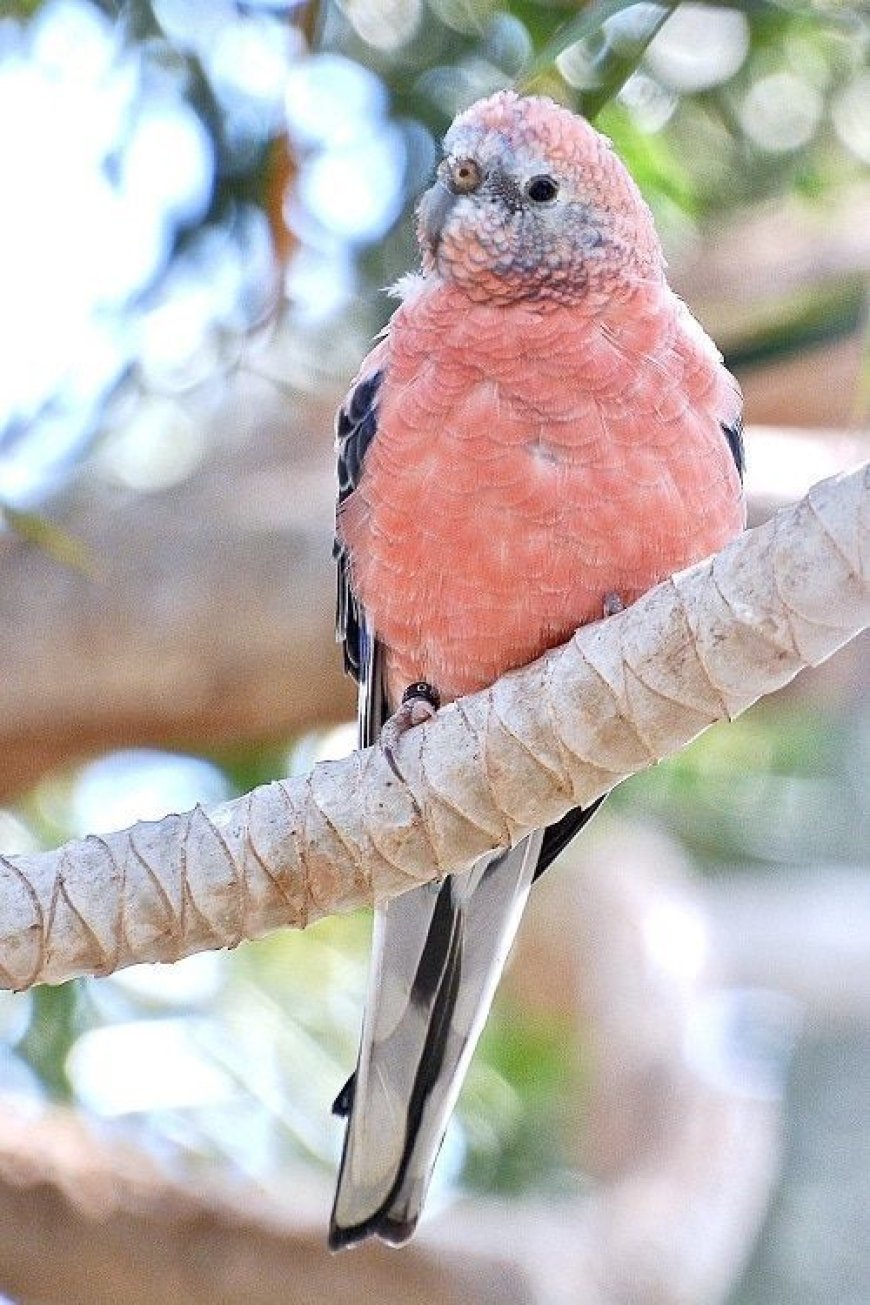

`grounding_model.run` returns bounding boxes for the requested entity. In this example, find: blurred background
[0,0,867,1300]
